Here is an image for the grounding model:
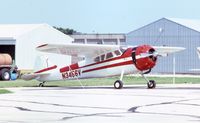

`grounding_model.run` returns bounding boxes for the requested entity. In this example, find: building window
[120,39,126,45]
[73,39,85,44]
[103,39,117,45]
[87,39,103,44]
